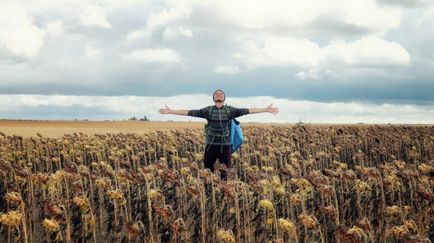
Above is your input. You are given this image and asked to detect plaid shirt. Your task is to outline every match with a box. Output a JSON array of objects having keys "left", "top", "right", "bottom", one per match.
[{"left": 188, "top": 105, "right": 249, "bottom": 145}]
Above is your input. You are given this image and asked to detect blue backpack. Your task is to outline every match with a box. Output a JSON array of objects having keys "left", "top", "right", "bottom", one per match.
[
  {"left": 206, "top": 105, "right": 244, "bottom": 153},
  {"left": 230, "top": 118, "right": 243, "bottom": 153}
]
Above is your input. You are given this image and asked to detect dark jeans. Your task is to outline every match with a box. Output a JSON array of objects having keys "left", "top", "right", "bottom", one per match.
[{"left": 204, "top": 144, "right": 231, "bottom": 180}]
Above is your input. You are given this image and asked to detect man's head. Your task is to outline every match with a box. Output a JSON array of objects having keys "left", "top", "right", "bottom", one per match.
[{"left": 213, "top": 89, "right": 225, "bottom": 103}]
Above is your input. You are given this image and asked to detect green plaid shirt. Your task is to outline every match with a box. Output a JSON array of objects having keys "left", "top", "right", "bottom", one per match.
[{"left": 188, "top": 105, "right": 249, "bottom": 145}]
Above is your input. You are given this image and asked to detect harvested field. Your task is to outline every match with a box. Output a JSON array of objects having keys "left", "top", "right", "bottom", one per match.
[{"left": 0, "top": 121, "right": 433, "bottom": 242}]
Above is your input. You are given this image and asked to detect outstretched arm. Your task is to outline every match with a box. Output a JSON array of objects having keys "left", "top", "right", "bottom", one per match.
[
  {"left": 249, "top": 104, "right": 279, "bottom": 115},
  {"left": 159, "top": 105, "right": 189, "bottom": 116}
]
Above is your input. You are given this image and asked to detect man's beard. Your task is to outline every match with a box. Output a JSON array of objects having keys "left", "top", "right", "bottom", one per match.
[{"left": 215, "top": 99, "right": 224, "bottom": 102}]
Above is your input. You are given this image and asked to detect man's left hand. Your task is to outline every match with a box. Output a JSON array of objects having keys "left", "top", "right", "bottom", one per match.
[{"left": 266, "top": 104, "right": 279, "bottom": 114}]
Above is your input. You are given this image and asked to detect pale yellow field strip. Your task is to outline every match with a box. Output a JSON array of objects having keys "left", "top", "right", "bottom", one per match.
[{"left": 0, "top": 120, "right": 207, "bottom": 137}]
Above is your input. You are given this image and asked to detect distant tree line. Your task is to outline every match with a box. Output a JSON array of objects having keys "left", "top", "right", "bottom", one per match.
[{"left": 129, "top": 115, "right": 150, "bottom": 121}]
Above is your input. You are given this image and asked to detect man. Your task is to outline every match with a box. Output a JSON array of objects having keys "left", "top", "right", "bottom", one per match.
[{"left": 159, "top": 89, "right": 279, "bottom": 179}]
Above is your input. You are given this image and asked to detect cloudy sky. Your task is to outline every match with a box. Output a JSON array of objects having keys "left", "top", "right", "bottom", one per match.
[{"left": 1, "top": 0, "right": 434, "bottom": 123}]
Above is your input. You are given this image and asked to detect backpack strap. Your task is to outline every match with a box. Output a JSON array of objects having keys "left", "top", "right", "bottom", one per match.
[
  {"left": 204, "top": 105, "right": 214, "bottom": 137},
  {"left": 207, "top": 105, "right": 214, "bottom": 116},
  {"left": 223, "top": 104, "right": 231, "bottom": 119}
]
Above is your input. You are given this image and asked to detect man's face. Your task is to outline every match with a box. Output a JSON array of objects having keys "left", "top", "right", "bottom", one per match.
[{"left": 214, "top": 90, "right": 225, "bottom": 102}]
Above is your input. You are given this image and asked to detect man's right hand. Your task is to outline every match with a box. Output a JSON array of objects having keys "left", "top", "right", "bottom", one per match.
[{"left": 159, "top": 105, "right": 172, "bottom": 114}]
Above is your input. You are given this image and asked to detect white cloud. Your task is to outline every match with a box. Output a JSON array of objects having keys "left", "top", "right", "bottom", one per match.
[
  {"left": 234, "top": 36, "right": 410, "bottom": 79},
  {"left": 121, "top": 48, "right": 182, "bottom": 63},
  {"left": 340, "top": 0, "right": 401, "bottom": 31},
  {"left": 126, "top": 30, "right": 150, "bottom": 44},
  {"left": 323, "top": 36, "right": 411, "bottom": 67},
  {"left": 45, "top": 20, "right": 64, "bottom": 36},
  {"left": 379, "top": 0, "right": 433, "bottom": 7},
  {"left": 168, "top": 0, "right": 401, "bottom": 34},
  {"left": 80, "top": 6, "right": 112, "bottom": 29},
  {"left": 141, "top": 7, "right": 192, "bottom": 42},
  {"left": 0, "top": 5, "right": 46, "bottom": 62},
  {"left": 296, "top": 68, "right": 320, "bottom": 80},
  {"left": 416, "top": 6, "right": 434, "bottom": 27},
  {"left": 5, "top": 0, "right": 402, "bottom": 36},
  {"left": 1, "top": 94, "right": 433, "bottom": 124},
  {"left": 178, "top": 27, "right": 193, "bottom": 38},
  {"left": 85, "top": 46, "right": 101, "bottom": 58},
  {"left": 235, "top": 37, "right": 323, "bottom": 68},
  {"left": 127, "top": 7, "right": 192, "bottom": 44},
  {"left": 163, "top": 27, "right": 194, "bottom": 40},
  {"left": 213, "top": 65, "right": 240, "bottom": 74},
  {"left": 146, "top": 8, "right": 191, "bottom": 30}
]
